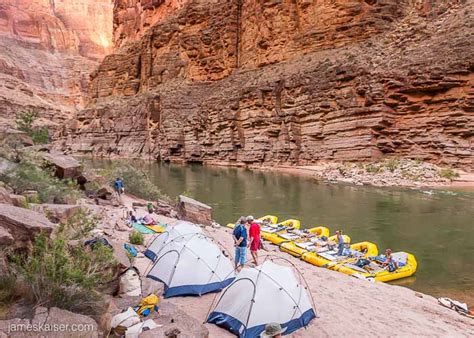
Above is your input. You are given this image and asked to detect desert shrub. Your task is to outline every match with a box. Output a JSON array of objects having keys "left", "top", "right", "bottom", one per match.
[
  {"left": 0, "top": 160, "right": 82, "bottom": 203},
  {"left": 15, "top": 110, "right": 49, "bottom": 144},
  {"left": 439, "top": 168, "right": 460, "bottom": 181},
  {"left": 364, "top": 163, "right": 382, "bottom": 174},
  {"left": 102, "top": 164, "right": 169, "bottom": 201},
  {"left": 0, "top": 275, "right": 16, "bottom": 306},
  {"left": 57, "top": 209, "right": 99, "bottom": 240},
  {"left": 129, "top": 230, "right": 144, "bottom": 245},
  {"left": 9, "top": 232, "right": 116, "bottom": 315},
  {"left": 385, "top": 158, "right": 400, "bottom": 173}
]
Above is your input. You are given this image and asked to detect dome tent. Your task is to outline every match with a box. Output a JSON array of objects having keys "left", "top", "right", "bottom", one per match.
[
  {"left": 146, "top": 232, "right": 235, "bottom": 298},
  {"left": 144, "top": 220, "right": 202, "bottom": 261},
  {"left": 207, "top": 260, "right": 316, "bottom": 337}
]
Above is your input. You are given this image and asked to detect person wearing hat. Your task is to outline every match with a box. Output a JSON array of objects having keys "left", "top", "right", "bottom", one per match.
[
  {"left": 232, "top": 216, "right": 248, "bottom": 271},
  {"left": 247, "top": 215, "right": 261, "bottom": 266},
  {"left": 261, "top": 323, "right": 286, "bottom": 337}
]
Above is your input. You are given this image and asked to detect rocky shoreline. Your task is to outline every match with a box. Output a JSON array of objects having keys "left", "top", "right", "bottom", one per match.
[{"left": 1, "top": 150, "right": 473, "bottom": 337}]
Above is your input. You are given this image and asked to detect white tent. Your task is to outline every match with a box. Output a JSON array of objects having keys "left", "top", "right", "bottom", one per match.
[
  {"left": 144, "top": 220, "right": 202, "bottom": 261},
  {"left": 207, "top": 261, "right": 316, "bottom": 337},
  {"left": 146, "top": 232, "right": 235, "bottom": 298}
]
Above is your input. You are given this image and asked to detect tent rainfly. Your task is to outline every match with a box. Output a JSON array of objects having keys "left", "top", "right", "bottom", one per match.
[
  {"left": 147, "top": 232, "right": 235, "bottom": 298},
  {"left": 145, "top": 220, "right": 202, "bottom": 261},
  {"left": 207, "top": 261, "right": 316, "bottom": 337}
]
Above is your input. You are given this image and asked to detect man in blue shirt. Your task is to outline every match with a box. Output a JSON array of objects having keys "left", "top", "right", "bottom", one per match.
[
  {"left": 114, "top": 177, "right": 124, "bottom": 196},
  {"left": 232, "top": 217, "right": 248, "bottom": 271}
]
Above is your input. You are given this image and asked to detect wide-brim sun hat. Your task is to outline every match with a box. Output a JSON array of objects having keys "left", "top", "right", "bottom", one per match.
[{"left": 260, "top": 323, "right": 287, "bottom": 337}]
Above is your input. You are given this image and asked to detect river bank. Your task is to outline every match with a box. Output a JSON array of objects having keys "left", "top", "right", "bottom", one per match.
[
  {"left": 71, "top": 150, "right": 473, "bottom": 189},
  {"left": 107, "top": 194, "right": 474, "bottom": 337}
]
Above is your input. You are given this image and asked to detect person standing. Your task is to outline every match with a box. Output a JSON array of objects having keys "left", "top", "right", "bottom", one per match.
[
  {"left": 336, "top": 230, "right": 345, "bottom": 256},
  {"left": 247, "top": 215, "right": 261, "bottom": 266},
  {"left": 114, "top": 177, "right": 124, "bottom": 196},
  {"left": 232, "top": 217, "right": 248, "bottom": 271}
]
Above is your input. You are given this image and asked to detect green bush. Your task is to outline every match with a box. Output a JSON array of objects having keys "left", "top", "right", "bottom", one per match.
[
  {"left": 129, "top": 230, "right": 144, "bottom": 245},
  {"left": 0, "top": 275, "right": 16, "bottom": 306},
  {"left": 439, "top": 168, "right": 460, "bottom": 181},
  {"left": 102, "top": 164, "right": 169, "bottom": 202},
  {"left": 364, "top": 164, "right": 382, "bottom": 174},
  {"left": 9, "top": 231, "right": 116, "bottom": 315},
  {"left": 0, "top": 160, "right": 81, "bottom": 203},
  {"left": 15, "top": 110, "right": 49, "bottom": 145},
  {"left": 385, "top": 158, "right": 400, "bottom": 173},
  {"left": 57, "top": 209, "right": 99, "bottom": 240}
]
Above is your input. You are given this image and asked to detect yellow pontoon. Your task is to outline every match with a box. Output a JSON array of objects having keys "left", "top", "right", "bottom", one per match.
[
  {"left": 333, "top": 251, "right": 417, "bottom": 282},
  {"left": 280, "top": 234, "right": 351, "bottom": 257},
  {"left": 259, "top": 219, "right": 301, "bottom": 244},
  {"left": 226, "top": 215, "right": 278, "bottom": 229},
  {"left": 300, "top": 241, "right": 377, "bottom": 268}
]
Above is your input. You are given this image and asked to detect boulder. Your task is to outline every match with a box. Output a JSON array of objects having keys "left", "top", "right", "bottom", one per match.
[
  {"left": 42, "top": 151, "right": 82, "bottom": 179},
  {"left": 0, "top": 306, "right": 100, "bottom": 337},
  {"left": 9, "top": 194, "right": 27, "bottom": 207},
  {"left": 176, "top": 195, "right": 212, "bottom": 226},
  {"left": 0, "top": 226, "right": 13, "bottom": 246},
  {"left": 156, "top": 199, "right": 175, "bottom": 217},
  {"left": 0, "top": 204, "right": 55, "bottom": 249},
  {"left": 95, "top": 186, "right": 120, "bottom": 205},
  {"left": 109, "top": 239, "right": 131, "bottom": 270},
  {"left": 0, "top": 186, "right": 12, "bottom": 205},
  {"left": 31, "top": 204, "right": 83, "bottom": 224}
]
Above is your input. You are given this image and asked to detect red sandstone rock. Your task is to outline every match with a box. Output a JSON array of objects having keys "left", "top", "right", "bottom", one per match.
[
  {"left": 56, "top": 0, "right": 473, "bottom": 170},
  {"left": 176, "top": 195, "right": 212, "bottom": 225},
  {"left": 0, "top": 204, "right": 56, "bottom": 249},
  {"left": 0, "top": 0, "right": 113, "bottom": 131},
  {"left": 42, "top": 151, "right": 83, "bottom": 179}
]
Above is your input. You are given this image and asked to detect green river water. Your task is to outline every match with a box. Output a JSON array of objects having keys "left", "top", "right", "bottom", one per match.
[{"left": 89, "top": 160, "right": 474, "bottom": 303}]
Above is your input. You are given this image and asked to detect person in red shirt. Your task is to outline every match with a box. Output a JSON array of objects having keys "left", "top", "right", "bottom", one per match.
[{"left": 247, "top": 215, "right": 261, "bottom": 266}]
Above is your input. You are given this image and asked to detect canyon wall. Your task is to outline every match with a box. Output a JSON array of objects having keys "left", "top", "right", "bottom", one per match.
[
  {"left": 57, "top": 0, "right": 473, "bottom": 170},
  {"left": 0, "top": 0, "right": 114, "bottom": 128}
]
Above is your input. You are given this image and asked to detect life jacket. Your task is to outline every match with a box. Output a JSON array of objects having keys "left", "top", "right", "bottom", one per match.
[{"left": 134, "top": 294, "right": 160, "bottom": 317}]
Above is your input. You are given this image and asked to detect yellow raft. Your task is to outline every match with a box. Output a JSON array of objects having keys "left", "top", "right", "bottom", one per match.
[
  {"left": 260, "top": 225, "right": 327, "bottom": 246},
  {"left": 226, "top": 215, "right": 278, "bottom": 229},
  {"left": 300, "top": 241, "right": 377, "bottom": 268},
  {"left": 280, "top": 234, "right": 351, "bottom": 257},
  {"left": 332, "top": 251, "right": 417, "bottom": 282},
  {"left": 259, "top": 219, "right": 302, "bottom": 244}
]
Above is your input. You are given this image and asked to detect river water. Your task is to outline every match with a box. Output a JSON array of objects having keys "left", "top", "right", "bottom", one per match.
[{"left": 89, "top": 160, "right": 474, "bottom": 303}]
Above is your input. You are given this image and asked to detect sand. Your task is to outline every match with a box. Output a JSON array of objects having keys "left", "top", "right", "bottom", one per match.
[{"left": 105, "top": 195, "right": 474, "bottom": 337}]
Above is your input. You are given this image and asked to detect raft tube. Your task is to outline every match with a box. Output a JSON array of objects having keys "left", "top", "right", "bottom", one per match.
[
  {"left": 335, "top": 251, "right": 417, "bottom": 282},
  {"left": 260, "top": 219, "right": 302, "bottom": 244},
  {"left": 226, "top": 215, "right": 278, "bottom": 229},
  {"left": 262, "top": 225, "right": 328, "bottom": 246},
  {"left": 300, "top": 239, "right": 371, "bottom": 267},
  {"left": 280, "top": 234, "right": 351, "bottom": 258}
]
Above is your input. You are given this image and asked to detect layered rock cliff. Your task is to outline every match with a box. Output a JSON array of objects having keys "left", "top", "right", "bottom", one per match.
[
  {"left": 0, "top": 0, "right": 113, "bottom": 128},
  {"left": 57, "top": 0, "right": 473, "bottom": 169}
]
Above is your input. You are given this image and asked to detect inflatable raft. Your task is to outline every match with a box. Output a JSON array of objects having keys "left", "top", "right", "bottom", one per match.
[
  {"left": 300, "top": 241, "right": 377, "bottom": 268},
  {"left": 333, "top": 251, "right": 417, "bottom": 282},
  {"left": 280, "top": 234, "right": 351, "bottom": 257},
  {"left": 226, "top": 215, "right": 278, "bottom": 229},
  {"left": 260, "top": 225, "right": 327, "bottom": 246},
  {"left": 259, "top": 219, "right": 302, "bottom": 244}
]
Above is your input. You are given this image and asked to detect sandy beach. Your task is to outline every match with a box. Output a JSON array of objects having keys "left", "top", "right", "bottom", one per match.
[{"left": 110, "top": 194, "right": 474, "bottom": 337}]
